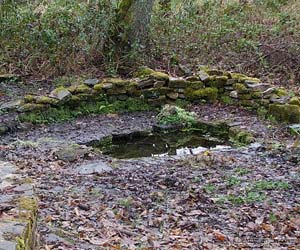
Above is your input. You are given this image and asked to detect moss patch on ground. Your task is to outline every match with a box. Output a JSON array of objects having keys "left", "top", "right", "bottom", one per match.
[{"left": 19, "top": 97, "right": 153, "bottom": 124}]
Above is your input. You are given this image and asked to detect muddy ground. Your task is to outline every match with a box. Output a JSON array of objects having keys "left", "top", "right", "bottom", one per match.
[{"left": 1, "top": 104, "right": 300, "bottom": 249}]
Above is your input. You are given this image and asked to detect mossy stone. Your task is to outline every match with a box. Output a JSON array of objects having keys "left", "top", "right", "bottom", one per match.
[
  {"left": 142, "top": 88, "right": 160, "bottom": 99},
  {"left": 133, "top": 66, "right": 155, "bottom": 78},
  {"left": 169, "top": 78, "right": 188, "bottom": 88},
  {"left": 36, "top": 96, "right": 59, "bottom": 106},
  {"left": 205, "top": 69, "right": 224, "bottom": 76},
  {"left": 189, "top": 81, "right": 205, "bottom": 89},
  {"left": 18, "top": 103, "right": 47, "bottom": 112},
  {"left": 238, "top": 94, "right": 252, "bottom": 100},
  {"left": 49, "top": 87, "right": 72, "bottom": 101},
  {"left": 207, "top": 76, "right": 228, "bottom": 88},
  {"left": 289, "top": 97, "right": 300, "bottom": 106},
  {"left": 75, "top": 84, "right": 93, "bottom": 94},
  {"left": 150, "top": 71, "right": 169, "bottom": 81},
  {"left": 185, "top": 87, "right": 218, "bottom": 102},
  {"left": 24, "top": 95, "right": 37, "bottom": 103},
  {"left": 275, "top": 88, "right": 288, "bottom": 97},
  {"left": 147, "top": 96, "right": 167, "bottom": 106},
  {"left": 93, "top": 84, "right": 105, "bottom": 93},
  {"left": 269, "top": 104, "right": 300, "bottom": 123},
  {"left": 186, "top": 75, "right": 199, "bottom": 82},
  {"left": 233, "top": 83, "right": 249, "bottom": 94},
  {"left": 107, "top": 87, "right": 127, "bottom": 95},
  {"left": 251, "top": 91, "right": 263, "bottom": 98},
  {"left": 229, "top": 127, "right": 255, "bottom": 145},
  {"left": 69, "top": 95, "right": 81, "bottom": 105}
]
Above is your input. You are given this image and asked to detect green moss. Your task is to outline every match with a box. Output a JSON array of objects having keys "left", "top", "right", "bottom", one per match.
[
  {"left": 189, "top": 81, "right": 205, "bottom": 89},
  {"left": 93, "top": 83, "right": 105, "bottom": 92},
  {"left": 23, "top": 95, "right": 36, "bottom": 103},
  {"left": 67, "top": 85, "right": 77, "bottom": 93},
  {"left": 16, "top": 196, "right": 38, "bottom": 250},
  {"left": 169, "top": 78, "right": 188, "bottom": 88},
  {"left": 19, "top": 97, "right": 152, "bottom": 124},
  {"left": 207, "top": 76, "right": 228, "bottom": 88},
  {"left": 269, "top": 103, "right": 300, "bottom": 123},
  {"left": 18, "top": 103, "right": 47, "bottom": 112},
  {"left": 205, "top": 69, "right": 224, "bottom": 76},
  {"left": 133, "top": 66, "right": 155, "bottom": 78},
  {"left": 150, "top": 71, "right": 169, "bottom": 81},
  {"left": 233, "top": 83, "right": 247, "bottom": 92},
  {"left": 251, "top": 91, "right": 263, "bottom": 98},
  {"left": 74, "top": 84, "right": 92, "bottom": 94},
  {"left": 104, "top": 78, "right": 130, "bottom": 86},
  {"left": 275, "top": 88, "right": 288, "bottom": 97},
  {"left": 36, "top": 96, "right": 59, "bottom": 105},
  {"left": 229, "top": 127, "right": 255, "bottom": 145},
  {"left": 185, "top": 87, "right": 218, "bottom": 102},
  {"left": 289, "top": 97, "right": 300, "bottom": 106}
]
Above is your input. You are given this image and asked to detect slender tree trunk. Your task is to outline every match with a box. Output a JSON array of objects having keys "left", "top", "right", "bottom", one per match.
[{"left": 115, "top": 0, "right": 155, "bottom": 49}]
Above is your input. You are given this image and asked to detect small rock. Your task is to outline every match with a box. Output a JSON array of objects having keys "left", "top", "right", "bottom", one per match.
[
  {"left": 198, "top": 70, "right": 210, "bottom": 82},
  {"left": 166, "top": 92, "right": 179, "bottom": 100},
  {"left": 191, "top": 146, "right": 207, "bottom": 154},
  {"left": 84, "top": 79, "right": 99, "bottom": 87},
  {"left": 55, "top": 144, "right": 89, "bottom": 162},
  {"left": 0, "top": 100, "right": 21, "bottom": 112},
  {"left": 74, "top": 161, "right": 112, "bottom": 175},
  {"left": 245, "top": 82, "right": 270, "bottom": 91},
  {"left": 229, "top": 91, "right": 238, "bottom": 98},
  {"left": 49, "top": 87, "right": 71, "bottom": 101},
  {"left": 176, "top": 147, "right": 191, "bottom": 156}
]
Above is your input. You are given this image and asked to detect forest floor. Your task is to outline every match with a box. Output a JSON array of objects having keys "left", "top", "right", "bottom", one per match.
[{"left": 1, "top": 102, "right": 300, "bottom": 249}]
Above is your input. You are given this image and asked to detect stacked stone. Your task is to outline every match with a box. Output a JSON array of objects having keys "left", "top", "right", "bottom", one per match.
[
  {"left": 0, "top": 161, "right": 38, "bottom": 249},
  {"left": 1, "top": 66, "right": 300, "bottom": 124}
]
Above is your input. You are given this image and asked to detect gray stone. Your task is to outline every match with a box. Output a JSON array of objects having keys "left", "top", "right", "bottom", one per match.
[
  {"left": 198, "top": 70, "right": 210, "bottom": 82},
  {"left": 246, "top": 82, "right": 270, "bottom": 91},
  {"left": 0, "top": 100, "right": 21, "bottom": 112},
  {"left": 75, "top": 161, "right": 112, "bottom": 175},
  {"left": 84, "top": 78, "right": 99, "bottom": 87},
  {"left": 154, "top": 81, "right": 166, "bottom": 88},
  {"left": 229, "top": 91, "right": 238, "bottom": 99},
  {"left": 49, "top": 88, "right": 71, "bottom": 101},
  {"left": 262, "top": 87, "right": 276, "bottom": 96},
  {"left": 166, "top": 92, "right": 179, "bottom": 100},
  {"left": 55, "top": 144, "right": 90, "bottom": 162},
  {"left": 191, "top": 146, "right": 207, "bottom": 154},
  {"left": 102, "top": 83, "right": 114, "bottom": 90},
  {"left": 226, "top": 79, "right": 238, "bottom": 86},
  {"left": 176, "top": 147, "right": 192, "bottom": 156},
  {"left": 137, "top": 79, "right": 154, "bottom": 89}
]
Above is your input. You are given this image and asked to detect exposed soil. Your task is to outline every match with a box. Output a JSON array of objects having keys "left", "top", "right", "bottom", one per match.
[{"left": 1, "top": 104, "right": 300, "bottom": 249}]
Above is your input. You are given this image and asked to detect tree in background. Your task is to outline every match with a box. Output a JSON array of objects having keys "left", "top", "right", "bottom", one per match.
[{"left": 114, "top": 0, "right": 155, "bottom": 51}]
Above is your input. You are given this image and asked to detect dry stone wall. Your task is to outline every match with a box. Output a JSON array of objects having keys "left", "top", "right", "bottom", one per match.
[{"left": 1, "top": 66, "right": 300, "bottom": 129}]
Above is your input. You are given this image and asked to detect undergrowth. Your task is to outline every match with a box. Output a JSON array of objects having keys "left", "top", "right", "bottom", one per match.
[{"left": 1, "top": 0, "right": 300, "bottom": 84}]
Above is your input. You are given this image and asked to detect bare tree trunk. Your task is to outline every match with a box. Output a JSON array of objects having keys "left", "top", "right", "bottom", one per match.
[{"left": 116, "top": 0, "right": 155, "bottom": 49}]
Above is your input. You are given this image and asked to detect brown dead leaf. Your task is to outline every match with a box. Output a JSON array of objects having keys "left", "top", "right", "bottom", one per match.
[
  {"left": 213, "top": 230, "right": 227, "bottom": 241},
  {"left": 262, "top": 223, "right": 275, "bottom": 233}
]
